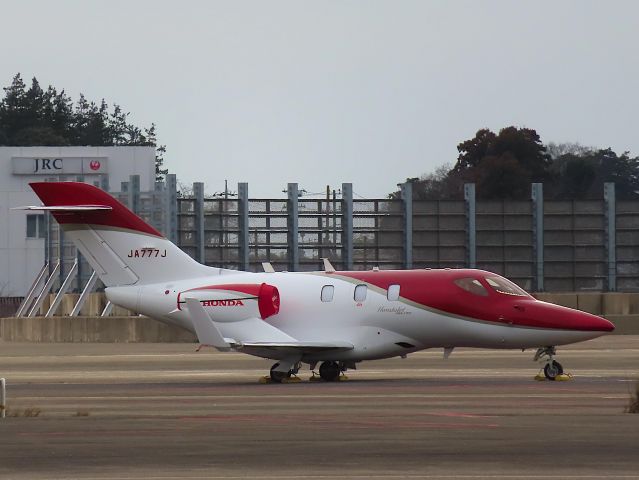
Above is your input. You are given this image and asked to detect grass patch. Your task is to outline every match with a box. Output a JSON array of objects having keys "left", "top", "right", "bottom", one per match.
[
  {"left": 7, "top": 407, "right": 41, "bottom": 417},
  {"left": 626, "top": 382, "right": 639, "bottom": 414}
]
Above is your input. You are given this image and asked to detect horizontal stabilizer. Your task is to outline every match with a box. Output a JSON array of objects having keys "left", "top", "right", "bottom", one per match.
[
  {"left": 184, "top": 297, "right": 233, "bottom": 351},
  {"left": 13, "top": 205, "right": 112, "bottom": 211}
]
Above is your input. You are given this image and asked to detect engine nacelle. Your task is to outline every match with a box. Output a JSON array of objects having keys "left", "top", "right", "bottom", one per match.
[{"left": 178, "top": 283, "right": 280, "bottom": 322}]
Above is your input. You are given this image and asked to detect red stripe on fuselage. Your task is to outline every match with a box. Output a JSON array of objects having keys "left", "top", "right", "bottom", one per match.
[
  {"left": 182, "top": 284, "right": 261, "bottom": 296},
  {"left": 30, "top": 182, "right": 162, "bottom": 237},
  {"left": 331, "top": 269, "right": 613, "bottom": 332}
]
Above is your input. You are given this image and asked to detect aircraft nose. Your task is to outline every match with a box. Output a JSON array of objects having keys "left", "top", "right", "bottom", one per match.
[
  {"left": 574, "top": 311, "right": 615, "bottom": 332},
  {"left": 532, "top": 302, "right": 615, "bottom": 332}
]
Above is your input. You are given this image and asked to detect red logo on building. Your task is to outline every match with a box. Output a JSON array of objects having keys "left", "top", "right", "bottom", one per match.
[{"left": 89, "top": 160, "right": 101, "bottom": 171}]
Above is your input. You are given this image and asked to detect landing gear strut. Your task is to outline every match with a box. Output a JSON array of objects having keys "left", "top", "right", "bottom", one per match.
[
  {"left": 269, "top": 362, "right": 300, "bottom": 383},
  {"left": 534, "top": 346, "right": 564, "bottom": 380}
]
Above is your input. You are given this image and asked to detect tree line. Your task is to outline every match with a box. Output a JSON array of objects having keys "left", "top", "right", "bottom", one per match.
[
  {"left": 0, "top": 73, "right": 168, "bottom": 181},
  {"left": 395, "top": 126, "right": 639, "bottom": 200}
]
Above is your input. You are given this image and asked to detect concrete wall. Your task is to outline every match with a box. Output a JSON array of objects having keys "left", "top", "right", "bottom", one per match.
[{"left": 0, "top": 316, "right": 196, "bottom": 342}]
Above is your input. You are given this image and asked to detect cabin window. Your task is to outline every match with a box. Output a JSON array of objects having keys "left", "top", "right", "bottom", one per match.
[
  {"left": 387, "top": 284, "right": 400, "bottom": 301},
  {"left": 354, "top": 284, "right": 367, "bottom": 302},
  {"left": 321, "top": 285, "right": 335, "bottom": 302},
  {"left": 454, "top": 278, "right": 488, "bottom": 297},
  {"left": 485, "top": 277, "right": 528, "bottom": 297}
]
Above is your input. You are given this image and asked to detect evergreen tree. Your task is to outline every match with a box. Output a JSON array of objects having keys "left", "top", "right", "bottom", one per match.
[
  {"left": 393, "top": 130, "right": 639, "bottom": 200},
  {"left": 0, "top": 73, "right": 168, "bottom": 180}
]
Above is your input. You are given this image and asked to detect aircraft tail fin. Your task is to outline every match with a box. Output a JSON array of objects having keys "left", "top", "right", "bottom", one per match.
[{"left": 29, "top": 182, "right": 218, "bottom": 287}]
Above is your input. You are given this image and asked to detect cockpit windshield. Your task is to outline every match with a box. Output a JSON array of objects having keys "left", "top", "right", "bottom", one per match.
[
  {"left": 484, "top": 276, "right": 529, "bottom": 297},
  {"left": 454, "top": 278, "right": 489, "bottom": 297}
]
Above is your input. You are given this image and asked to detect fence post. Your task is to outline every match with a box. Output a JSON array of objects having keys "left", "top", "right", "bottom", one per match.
[
  {"left": 604, "top": 182, "right": 616, "bottom": 292},
  {"left": 401, "top": 182, "right": 413, "bottom": 269},
  {"left": 464, "top": 183, "right": 476, "bottom": 269},
  {"left": 166, "top": 174, "right": 178, "bottom": 244},
  {"left": 1, "top": 378, "right": 5, "bottom": 419},
  {"left": 287, "top": 183, "right": 299, "bottom": 272},
  {"left": 128, "top": 174, "right": 140, "bottom": 215},
  {"left": 342, "top": 183, "right": 353, "bottom": 270},
  {"left": 70, "top": 271, "right": 98, "bottom": 317},
  {"left": 100, "top": 174, "right": 109, "bottom": 192},
  {"left": 531, "top": 183, "right": 544, "bottom": 292},
  {"left": 46, "top": 259, "right": 78, "bottom": 317},
  {"left": 238, "top": 182, "right": 250, "bottom": 271},
  {"left": 27, "top": 261, "right": 60, "bottom": 317},
  {"left": 194, "top": 182, "right": 205, "bottom": 263}
]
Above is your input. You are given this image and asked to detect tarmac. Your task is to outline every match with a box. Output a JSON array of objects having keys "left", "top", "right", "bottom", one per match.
[{"left": 0, "top": 337, "right": 638, "bottom": 479}]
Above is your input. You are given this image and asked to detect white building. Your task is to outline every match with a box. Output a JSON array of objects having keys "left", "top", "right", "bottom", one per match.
[{"left": 0, "top": 146, "right": 156, "bottom": 297}]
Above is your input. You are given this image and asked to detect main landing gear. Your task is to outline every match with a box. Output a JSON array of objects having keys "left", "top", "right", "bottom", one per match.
[
  {"left": 264, "top": 361, "right": 349, "bottom": 383},
  {"left": 534, "top": 346, "right": 567, "bottom": 381},
  {"left": 310, "top": 361, "right": 349, "bottom": 382},
  {"left": 318, "top": 361, "right": 341, "bottom": 382}
]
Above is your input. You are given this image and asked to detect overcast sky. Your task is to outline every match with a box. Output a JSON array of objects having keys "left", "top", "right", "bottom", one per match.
[{"left": 1, "top": 1, "right": 638, "bottom": 197}]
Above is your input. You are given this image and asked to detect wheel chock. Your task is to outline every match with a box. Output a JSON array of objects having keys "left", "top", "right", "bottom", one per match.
[
  {"left": 282, "top": 376, "right": 302, "bottom": 384},
  {"left": 533, "top": 372, "right": 574, "bottom": 382},
  {"left": 308, "top": 375, "right": 348, "bottom": 382},
  {"left": 259, "top": 375, "right": 302, "bottom": 384}
]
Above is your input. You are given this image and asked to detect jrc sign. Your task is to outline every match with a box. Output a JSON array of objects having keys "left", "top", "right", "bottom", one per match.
[{"left": 11, "top": 157, "right": 108, "bottom": 175}]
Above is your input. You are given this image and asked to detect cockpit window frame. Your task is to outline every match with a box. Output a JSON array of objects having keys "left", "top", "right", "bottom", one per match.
[
  {"left": 484, "top": 276, "right": 530, "bottom": 297},
  {"left": 453, "top": 277, "right": 489, "bottom": 297}
]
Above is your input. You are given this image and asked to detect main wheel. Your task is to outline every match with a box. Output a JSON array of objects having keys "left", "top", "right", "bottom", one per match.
[
  {"left": 270, "top": 363, "right": 291, "bottom": 383},
  {"left": 319, "top": 361, "right": 341, "bottom": 382},
  {"left": 544, "top": 360, "right": 564, "bottom": 380}
]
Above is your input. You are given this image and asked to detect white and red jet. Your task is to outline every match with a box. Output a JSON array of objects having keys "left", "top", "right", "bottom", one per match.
[{"left": 28, "top": 182, "right": 614, "bottom": 382}]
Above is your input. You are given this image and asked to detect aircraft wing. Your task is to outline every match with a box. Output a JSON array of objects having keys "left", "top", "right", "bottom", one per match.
[
  {"left": 238, "top": 341, "right": 353, "bottom": 352},
  {"left": 184, "top": 297, "right": 234, "bottom": 351},
  {"left": 183, "top": 297, "right": 353, "bottom": 354}
]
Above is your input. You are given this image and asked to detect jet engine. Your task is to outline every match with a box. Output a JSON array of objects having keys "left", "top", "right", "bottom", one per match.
[{"left": 178, "top": 283, "right": 280, "bottom": 322}]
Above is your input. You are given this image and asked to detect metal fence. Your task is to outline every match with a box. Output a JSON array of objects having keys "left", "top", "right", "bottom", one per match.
[{"left": 44, "top": 176, "right": 639, "bottom": 293}]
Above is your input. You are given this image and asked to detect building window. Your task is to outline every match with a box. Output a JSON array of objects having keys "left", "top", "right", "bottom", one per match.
[
  {"left": 354, "top": 284, "right": 367, "bottom": 302},
  {"left": 321, "top": 285, "right": 334, "bottom": 302},
  {"left": 387, "top": 284, "right": 400, "bottom": 301},
  {"left": 26, "top": 214, "right": 45, "bottom": 239}
]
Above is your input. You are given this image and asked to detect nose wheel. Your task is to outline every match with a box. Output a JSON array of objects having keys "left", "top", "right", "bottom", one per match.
[
  {"left": 543, "top": 360, "right": 564, "bottom": 380},
  {"left": 534, "top": 346, "right": 565, "bottom": 380}
]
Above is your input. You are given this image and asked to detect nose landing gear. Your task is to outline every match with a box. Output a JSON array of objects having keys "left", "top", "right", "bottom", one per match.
[{"left": 534, "top": 346, "right": 569, "bottom": 381}]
